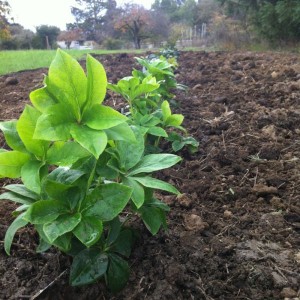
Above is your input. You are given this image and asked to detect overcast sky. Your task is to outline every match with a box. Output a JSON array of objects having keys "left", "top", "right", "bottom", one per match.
[{"left": 8, "top": 0, "right": 153, "bottom": 31}]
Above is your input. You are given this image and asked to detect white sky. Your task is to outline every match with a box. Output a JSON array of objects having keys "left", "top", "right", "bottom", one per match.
[{"left": 8, "top": 0, "right": 153, "bottom": 31}]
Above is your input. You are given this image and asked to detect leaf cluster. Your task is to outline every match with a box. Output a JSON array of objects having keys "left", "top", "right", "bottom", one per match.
[{"left": 108, "top": 54, "right": 198, "bottom": 154}]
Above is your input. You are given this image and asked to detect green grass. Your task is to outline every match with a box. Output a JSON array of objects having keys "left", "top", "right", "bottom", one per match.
[{"left": 0, "top": 48, "right": 146, "bottom": 76}]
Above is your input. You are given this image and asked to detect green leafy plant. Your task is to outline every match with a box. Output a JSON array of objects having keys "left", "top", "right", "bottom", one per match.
[
  {"left": 134, "top": 56, "right": 187, "bottom": 102},
  {"left": 0, "top": 49, "right": 181, "bottom": 291}
]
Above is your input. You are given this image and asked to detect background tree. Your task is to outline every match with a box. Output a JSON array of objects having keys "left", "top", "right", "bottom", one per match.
[
  {"left": 33, "top": 25, "right": 60, "bottom": 49},
  {"left": 148, "top": 10, "right": 170, "bottom": 46},
  {"left": 0, "top": 1, "right": 11, "bottom": 40},
  {"left": 1, "top": 23, "right": 34, "bottom": 49},
  {"left": 216, "top": 0, "right": 300, "bottom": 43},
  {"left": 257, "top": 0, "right": 300, "bottom": 42},
  {"left": 114, "top": 4, "right": 152, "bottom": 49},
  {"left": 57, "top": 28, "right": 84, "bottom": 48},
  {"left": 71, "top": 0, "right": 109, "bottom": 43}
]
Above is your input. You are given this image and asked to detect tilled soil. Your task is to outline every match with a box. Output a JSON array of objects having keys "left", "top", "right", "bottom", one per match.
[{"left": 0, "top": 51, "right": 299, "bottom": 300}]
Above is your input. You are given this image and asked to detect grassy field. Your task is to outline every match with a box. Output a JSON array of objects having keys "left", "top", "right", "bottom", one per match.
[{"left": 0, "top": 48, "right": 146, "bottom": 76}]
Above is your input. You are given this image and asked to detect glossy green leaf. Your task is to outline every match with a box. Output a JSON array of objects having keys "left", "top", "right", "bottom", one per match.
[
  {"left": 96, "top": 152, "right": 119, "bottom": 179},
  {"left": 73, "top": 216, "right": 103, "bottom": 247},
  {"left": 85, "top": 183, "right": 132, "bottom": 221},
  {"left": 17, "top": 105, "right": 49, "bottom": 157},
  {"left": 0, "top": 120, "right": 26, "bottom": 152},
  {"left": 122, "top": 177, "right": 144, "bottom": 208},
  {"left": 29, "top": 86, "right": 58, "bottom": 113},
  {"left": 4, "top": 212, "right": 28, "bottom": 255},
  {"left": 0, "top": 191, "right": 35, "bottom": 205},
  {"left": 133, "top": 176, "right": 180, "bottom": 195},
  {"left": 165, "top": 114, "right": 184, "bottom": 127},
  {"left": 23, "top": 200, "right": 68, "bottom": 224},
  {"left": 21, "top": 160, "right": 45, "bottom": 194},
  {"left": 47, "top": 167, "right": 86, "bottom": 185},
  {"left": 161, "top": 100, "right": 171, "bottom": 122},
  {"left": 107, "top": 254, "right": 130, "bottom": 292},
  {"left": 43, "top": 212, "right": 81, "bottom": 243},
  {"left": 52, "top": 233, "right": 72, "bottom": 252},
  {"left": 34, "top": 104, "right": 75, "bottom": 141},
  {"left": 3, "top": 184, "right": 39, "bottom": 200},
  {"left": 0, "top": 151, "right": 30, "bottom": 178},
  {"left": 139, "top": 206, "right": 166, "bottom": 235},
  {"left": 83, "top": 105, "right": 127, "bottom": 130},
  {"left": 70, "top": 249, "right": 108, "bottom": 286},
  {"left": 128, "top": 154, "right": 181, "bottom": 176},
  {"left": 47, "top": 141, "right": 90, "bottom": 166},
  {"left": 147, "top": 126, "right": 168, "bottom": 137},
  {"left": 36, "top": 236, "right": 52, "bottom": 253},
  {"left": 48, "top": 49, "right": 87, "bottom": 119},
  {"left": 115, "top": 126, "right": 145, "bottom": 170},
  {"left": 86, "top": 54, "right": 107, "bottom": 106},
  {"left": 106, "top": 217, "right": 121, "bottom": 245},
  {"left": 111, "top": 229, "right": 134, "bottom": 258},
  {"left": 132, "top": 77, "right": 160, "bottom": 100},
  {"left": 70, "top": 124, "right": 107, "bottom": 158},
  {"left": 104, "top": 123, "right": 136, "bottom": 142}
]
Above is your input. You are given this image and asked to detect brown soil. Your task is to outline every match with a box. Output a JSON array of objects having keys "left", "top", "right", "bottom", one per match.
[{"left": 0, "top": 51, "right": 299, "bottom": 300}]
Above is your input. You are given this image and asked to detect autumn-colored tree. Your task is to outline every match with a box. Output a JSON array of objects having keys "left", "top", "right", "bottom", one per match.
[
  {"left": 0, "top": 1, "right": 11, "bottom": 40},
  {"left": 71, "top": 0, "right": 109, "bottom": 42},
  {"left": 114, "top": 4, "right": 152, "bottom": 49},
  {"left": 58, "top": 28, "right": 84, "bottom": 49}
]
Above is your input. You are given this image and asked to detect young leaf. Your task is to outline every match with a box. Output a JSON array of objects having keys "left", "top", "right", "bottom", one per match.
[
  {"left": 106, "top": 217, "right": 121, "bottom": 245},
  {"left": 0, "top": 120, "right": 26, "bottom": 152},
  {"left": 70, "top": 249, "right": 108, "bottom": 286},
  {"left": 165, "top": 114, "right": 184, "bottom": 127},
  {"left": 34, "top": 104, "right": 75, "bottom": 141},
  {"left": 139, "top": 206, "right": 166, "bottom": 235},
  {"left": 36, "top": 236, "right": 51, "bottom": 253},
  {"left": 0, "top": 191, "right": 35, "bottom": 205},
  {"left": 128, "top": 154, "right": 181, "bottom": 176},
  {"left": 122, "top": 177, "right": 145, "bottom": 208},
  {"left": 147, "top": 126, "right": 168, "bottom": 137},
  {"left": 48, "top": 49, "right": 87, "bottom": 119},
  {"left": 0, "top": 151, "right": 30, "bottom": 178},
  {"left": 21, "top": 160, "right": 45, "bottom": 194},
  {"left": 47, "top": 167, "right": 86, "bottom": 185},
  {"left": 131, "top": 176, "right": 180, "bottom": 195},
  {"left": 161, "top": 100, "right": 171, "bottom": 122},
  {"left": 2, "top": 184, "right": 39, "bottom": 200},
  {"left": 23, "top": 200, "right": 68, "bottom": 224},
  {"left": 111, "top": 229, "right": 134, "bottom": 258},
  {"left": 17, "top": 105, "right": 49, "bottom": 157},
  {"left": 4, "top": 212, "right": 28, "bottom": 255},
  {"left": 52, "top": 233, "right": 72, "bottom": 252},
  {"left": 104, "top": 123, "right": 136, "bottom": 142},
  {"left": 107, "top": 253, "right": 130, "bottom": 292},
  {"left": 115, "top": 126, "right": 145, "bottom": 170},
  {"left": 30, "top": 86, "right": 57, "bottom": 113},
  {"left": 70, "top": 124, "right": 107, "bottom": 158},
  {"left": 84, "top": 183, "right": 132, "bottom": 221},
  {"left": 73, "top": 216, "right": 103, "bottom": 247},
  {"left": 83, "top": 105, "right": 127, "bottom": 130},
  {"left": 47, "top": 141, "right": 90, "bottom": 166},
  {"left": 43, "top": 212, "right": 81, "bottom": 243},
  {"left": 86, "top": 54, "right": 107, "bottom": 107}
]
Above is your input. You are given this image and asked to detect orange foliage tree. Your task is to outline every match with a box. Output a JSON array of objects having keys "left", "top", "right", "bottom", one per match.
[
  {"left": 114, "top": 4, "right": 152, "bottom": 49},
  {"left": 0, "top": 1, "right": 11, "bottom": 40}
]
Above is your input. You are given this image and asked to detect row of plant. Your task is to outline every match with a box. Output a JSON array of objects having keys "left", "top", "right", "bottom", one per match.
[{"left": 0, "top": 49, "right": 197, "bottom": 291}]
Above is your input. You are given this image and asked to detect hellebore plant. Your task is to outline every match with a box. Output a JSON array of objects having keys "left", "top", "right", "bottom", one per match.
[
  {"left": 108, "top": 55, "right": 199, "bottom": 154},
  {"left": 0, "top": 49, "right": 181, "bottom": 291}
]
